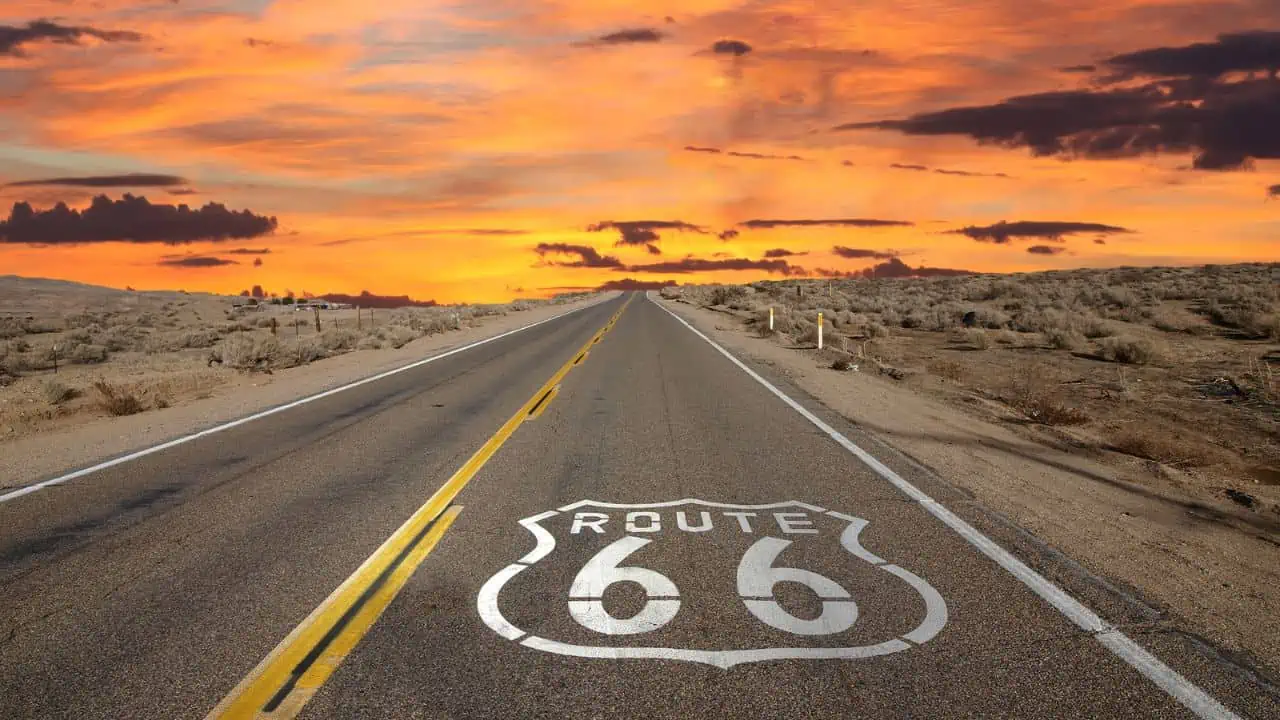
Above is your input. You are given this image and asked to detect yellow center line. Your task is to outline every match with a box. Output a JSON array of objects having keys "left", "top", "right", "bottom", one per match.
[{"left": 206, "top": 295, "right": 632, "bottom": 720}]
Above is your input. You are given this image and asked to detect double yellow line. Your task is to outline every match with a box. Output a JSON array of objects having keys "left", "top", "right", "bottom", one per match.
[{"left": 207, "top": 295, "right": 632, "bottom": 719}]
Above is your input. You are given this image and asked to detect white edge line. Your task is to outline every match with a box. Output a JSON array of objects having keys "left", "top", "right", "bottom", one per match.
[
  {"left": 0, "top": 296, "right": 613, "bottom": 505},
  {"left": 646, "top": 292, "right": 1240, "bottom": 720}
]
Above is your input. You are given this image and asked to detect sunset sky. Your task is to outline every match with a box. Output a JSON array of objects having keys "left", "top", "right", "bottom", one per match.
[{"left": 0, "top": 1, "right": 1277, "bottom": 303}]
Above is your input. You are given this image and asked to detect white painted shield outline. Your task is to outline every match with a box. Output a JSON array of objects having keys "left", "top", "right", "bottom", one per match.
[{"left": 477, "top": 499, "right": 948, "bottom": 669}]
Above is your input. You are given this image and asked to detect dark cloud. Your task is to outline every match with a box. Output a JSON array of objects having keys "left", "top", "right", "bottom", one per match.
[
  {"left": 580, "top": 28, "right": 665, "bottom": 46},
  {"left": 319, "top": 291, "right": 437, "bottom": 309},
  {"left": 763, "top": 248, "right": 806, "bottom": 258},
  {"left": 534, "top": 242, "right": 624, "bottom": 268},
  {"left": 1094, "top": 238, "right": 1108, "bottom": 245},
  {"left": 644, "top": 243, "right": 661, "bottom": 255},
  {"left": 622, "top": 257, "right": 805, "bottom": 275},
  {"left": 1061, "top": 64, "right": 1096, "bottom": 73},
  {"left": 595, "top": 278, "right": 678, "bottom": 291},
  {"left": 946, "top": 220, "right": 1132, "bottom": 243},
  {"left": 0, "top": 194, "right": 278, "bottom": 245},
  {"left": 864, "top": 258, "right": 971, "bottom": 278},
  {"left": 1268, "top": 183, "right": 1280, "bottom": 198},
  {"left": 0, "top": 20, "right": 143, "bottom": 56},
  {"left": 167, "top": 188, "right": 199, "bottom": 196},
  {"left": 1104, "top": 31, "right": 1280, "bottom": 81},
  {"left": 7, "top": 174, "right": 187, "bottom": 189},
  {"left": 889, "top": 163, "right": 1009, "bottom": 178},
  {"left": 253, "top": 257, "right": 264, "bottom": 267},
  {"left": 587, "top": 220, "right": 707, "bottom": 246},
  {"left": 224, "top": 248, "right": 271, "bottom": 255},
  {"left": 840, "top": 36, "right": 1280, "bottom": 171},
  {"left": 683, "top": 146, "right": 806, "bottom": 161},
  {"left": 718, "top": 229, "right": 740, "bottom": 241},
  {"left": 158, "top": 256, "right": 239, "bottom": 268},
  {"left": 832, "top": 246, "right": 899, "bottom": 259},
  {"left": 1026, "top": 245, "right": 1067, "bottom": 255},
  {"left": 740, "top": 218, "right": 913, "bottom": 229},
  {"left": 711, "top": 39, "right": 752, "bottom": 56}
]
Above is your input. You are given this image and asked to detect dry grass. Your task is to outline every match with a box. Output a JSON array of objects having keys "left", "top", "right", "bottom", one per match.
[
  {"left": 668, "top": 263, "right": 1278, "bottom": 493},
  {"left": 93, "top": 380, "right": 145, "bottom": 417}
]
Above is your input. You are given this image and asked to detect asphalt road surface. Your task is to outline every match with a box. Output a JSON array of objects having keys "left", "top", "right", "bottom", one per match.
[{"left": 1, "top": 292, "right": 1276, "bottom": 719}]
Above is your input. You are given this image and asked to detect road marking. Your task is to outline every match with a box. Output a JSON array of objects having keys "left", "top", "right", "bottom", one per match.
[
  {"left": 648, "top": 294, "right": 1240, "bottom": 719},
  {"left": 0, "top": 295, "right": 617, "bottom": 505},
  {"left": 478, "top": 498, "right": 945, "bottom": 668},
  {"left": 207, "top": 296, "right": 633, "bottom": 719}
]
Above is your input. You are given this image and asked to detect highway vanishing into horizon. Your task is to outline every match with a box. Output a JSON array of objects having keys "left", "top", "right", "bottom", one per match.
[{"left": 0, "top": 292, "right": 1275, "bottom": 719}]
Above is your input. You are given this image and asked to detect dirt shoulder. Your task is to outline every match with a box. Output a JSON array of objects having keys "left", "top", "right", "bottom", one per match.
[
  {"left": 657, "top": 293, "right": 1280, "bottom": 677},
  {"left": 0, "top": 292, "right": 615, "bottom": 491}
]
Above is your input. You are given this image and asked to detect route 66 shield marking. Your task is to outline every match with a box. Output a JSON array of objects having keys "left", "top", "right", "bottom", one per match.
[{"left": 477, "top": 499, "right": 947, "bottom": 669}]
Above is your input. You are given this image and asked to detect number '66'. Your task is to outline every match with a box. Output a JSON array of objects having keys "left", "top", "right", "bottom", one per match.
[{"left": 567, "top": 536, "right": 858, "bottom": 637}]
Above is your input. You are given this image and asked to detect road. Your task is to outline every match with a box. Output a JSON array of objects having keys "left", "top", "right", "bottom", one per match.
[{"left": 0, "top": 292, "right": 1274, "bottom": 719}]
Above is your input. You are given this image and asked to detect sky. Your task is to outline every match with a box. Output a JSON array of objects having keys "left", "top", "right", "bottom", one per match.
[{"left": 0, "top": 0, "right": 1277, "bottom": 303}]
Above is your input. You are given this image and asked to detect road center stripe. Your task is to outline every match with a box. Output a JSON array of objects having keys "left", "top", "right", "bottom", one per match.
[
  {"left": 205, "top": 295, "right": 632, "bottom": 720},
  {"left": 648, "top": 292, "right": 1240, "bottom": 720}
]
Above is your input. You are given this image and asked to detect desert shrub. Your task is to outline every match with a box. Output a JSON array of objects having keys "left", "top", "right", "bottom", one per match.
[
  {"left": 97, "top": 328, "right": 137, "bottom": 352},
  {"left": 1096, "top": 336, "right": 1162, "bottom": 365},
  {"left": 793, "top": 318, "right": 820, "bottom": 345},
  {"left": 963, "top": 328, "right": 990, "bottom": 350},
  {"left": 1044, "top": 327, "right": 1086, "bottom": 351},
  {"left": 93, "top": 381, "right": 145, "bottom": 416},
  {"left": 218, "top": 334, "right": 280, "bottom": 369},
  {"left": 43, "top": 380, "right": 78, "bottom": 404},
  {"left": 708, "top": 285, "right": 748, "bottom": 306},
  {"left": 255, "top": 316, "right": 277, "bottom": 329},
  {"left": 21, "top": 319, "right": 62, "bottom": 335},
  {"left": 69, "top": 344, "right": 108, "bottom": 364},
  {"left": 994, "top": 330, "right": 1020, "bottom": 345},
  {"left": 279, "top": 338, "right": 326, "bottom": 367},
  {"left": 379, "top": 325, "right": 418, "bottom": 349},
  {"left": 357, "top": 335, "right": 383, "bottom": 350},
  {"left": 1008, "top": 370, "right": 1089, "bottom": 425},
  {"left": 1102, "top": 287, "right": 1140, "bottom": 308},
  {"left": 1151, "top": 309, "right": 1197, "bottom": 333},
  {"left": 319, "top": 328, "right": 361, "bottom": 352},
  {"left": 1077, "top": 315, "right": 1116, "bottom": 339},
  {"left": 974, "top": 308, "right": 1010, "bottom": 329}
]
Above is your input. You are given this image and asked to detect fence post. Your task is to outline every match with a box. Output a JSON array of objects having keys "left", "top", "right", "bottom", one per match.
[
  {"left": 817, "top": 312, "right": 824, "bottom": 350},
  {"left": 314, "top": 306, "right": 321, "bottom": 333},
  {"left": 769, "top": 306, "right": 774, "bottom": 331},
  {"left": 52, "top": 344, "right": 58, "bottom": 374},
  {"left": 357, "top": 306, "right": 362, "bottom": 331}
]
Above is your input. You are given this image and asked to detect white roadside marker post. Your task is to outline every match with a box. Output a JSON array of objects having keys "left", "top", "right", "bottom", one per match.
[
  {"left": 817, "top": 312, "right": 824, "bottom": 350},
  {"left": 769, "top": 306, "right": 774, "bottom": 332}
]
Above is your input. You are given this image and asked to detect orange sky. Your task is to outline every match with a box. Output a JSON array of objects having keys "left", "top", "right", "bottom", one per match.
[{"left": 0, "top": 0, "right": 1277, "bottom": 303}]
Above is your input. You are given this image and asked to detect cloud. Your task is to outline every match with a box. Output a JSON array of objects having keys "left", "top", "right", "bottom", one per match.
[
  {"left": 158, "top": 256, "right": 239, "bottom": 268},
  {"left": 740, "top": 218, "right": 913, "bottom": 229},
  {"left": 889, "top": 163, "right": 1009, "bottom": 178},
  {"left": 0, "top": 20, "right": 142, "bottom": 56},
  {"left": 224, "top": 248, "right": 271, "bottom": 255},
  {"left": 1103, "top": 31, "right": 1280, "bottom": 81},
  {"left": 644, "top": 243, "right": 661, "bottom": 255},
  {"left": 718, "top": 229, "right": 740, "bottom": 241},
  {"left": 167, "top": 188, "right": 199, "bottom": 196},
  {"left": 587, "top": 220, "right": 707, "bottom": 246},
  {"left": 1061, "top": 64, "right": 1096, "bottom": 73},
  {"left": 840, "top": 39, "right": 1280, "bottom": 171},
  {"left": 827, "top": 257, "right": 972, "bottom": 279},
  {"left": 253, "top": 257, "right": 264, "bottom": 267},
  {"left": 947, "top": 220, "right": 1132, "bottom": 243},
  {"left": 7, "top": 174, "right": 187, "bottom": 189},
  {"left": 832, "top": 246, "right": 899, "bottom": 259},
  {"left": 534, "top": 242, "right": 623, "bottom": 268},
  {"left": 621, "top": 257, "right": 805, "bottom": 275},
  {"left": 710, "top": 40, "right": 753, "bottom": 56},
  {"left": 318, "top": 291, "right": 437, "bottom": 308},
  {"left": 579, "top": 29, "right": 665, "bottom": 47},
  {"left": 763, "top": 248, "right": 806, "bottom": 258},
  {"left": 683, "top": 146, "right": 806, "bottom": 161},
  {"left": 1268, "top": 184, "right": 1280, "bottom": 198},
  {"left": 1026, "top": 245, "right": 1067, "bottom": 255},
  {"left": 0, "top": 194, "right": 278, "bottom": 245},
  {"left": 595, "top": 278, "right": 677, "bottom": 291}
]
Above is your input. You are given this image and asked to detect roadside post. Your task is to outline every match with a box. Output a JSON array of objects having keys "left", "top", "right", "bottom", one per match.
[
  {"left": 769, "top": 306, "right": 774, "bottom": 332},
  {"left": 817, "top": 312, "right": 824, "bottom": 350},
  {"left": 314, "top": 306, "right": 322, "bottom": 333}
]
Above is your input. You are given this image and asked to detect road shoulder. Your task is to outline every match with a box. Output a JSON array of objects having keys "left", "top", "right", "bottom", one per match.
[{"left": 654, "top": 293, "right": 1280, "bottom": 682}]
